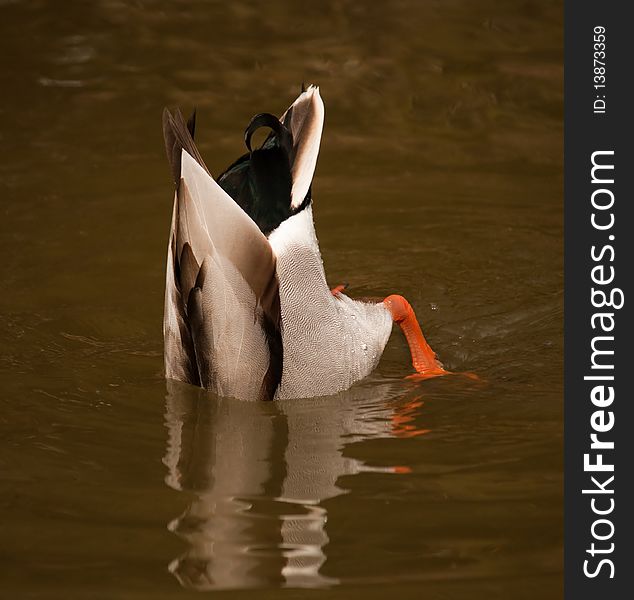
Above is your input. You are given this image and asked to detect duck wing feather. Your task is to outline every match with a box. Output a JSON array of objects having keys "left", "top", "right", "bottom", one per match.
[{"left": 163, "top": 109, "right": 282, "bottom": 401}]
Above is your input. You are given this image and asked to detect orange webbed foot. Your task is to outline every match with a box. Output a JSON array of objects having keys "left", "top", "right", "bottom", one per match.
[
  {"left": 405, "top": 370, "right": 481, "bottom": 382},
  {"left": 405, "top": 370, "right": 450, "bottom": 382}
]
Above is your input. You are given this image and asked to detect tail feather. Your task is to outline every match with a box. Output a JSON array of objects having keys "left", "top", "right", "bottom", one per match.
[{"left": 162, "top": 107, "right": 210, "bottom": 184}]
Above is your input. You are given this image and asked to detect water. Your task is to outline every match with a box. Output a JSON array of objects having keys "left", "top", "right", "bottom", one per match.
[{"left": 0, "top": 1, "right": 562, "bottom": 598}]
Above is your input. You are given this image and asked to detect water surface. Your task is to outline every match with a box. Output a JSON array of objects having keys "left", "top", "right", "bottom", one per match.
[{"left": 0, "top": 1, "right": 562, "bottom": 598}]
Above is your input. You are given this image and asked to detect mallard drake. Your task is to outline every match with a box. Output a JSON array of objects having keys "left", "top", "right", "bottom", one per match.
[{"left": 162, "top": 85, "right": 447, "bottom": 401}]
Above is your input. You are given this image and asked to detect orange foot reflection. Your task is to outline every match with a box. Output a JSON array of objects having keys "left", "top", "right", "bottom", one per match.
[{"left": 390, "top": 396, "right": 431, "bottom": 439}]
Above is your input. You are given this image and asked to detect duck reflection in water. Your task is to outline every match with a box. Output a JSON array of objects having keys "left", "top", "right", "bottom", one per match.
[{"left": 163, "top": 379, "right": 431, "bottom": 590}]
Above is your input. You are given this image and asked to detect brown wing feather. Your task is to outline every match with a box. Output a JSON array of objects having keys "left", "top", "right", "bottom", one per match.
[
  {"left": 164, "top": 213, "right": 201, "bottom": 387},
  {"left": 186, "top": 284, "right": 213, "bottom": 389},
  {"left": 178, "top": 242, "right": 200, "bottom": 306},
  {"left": 163, "top": 146, "right": 283, "bottom": 400}
]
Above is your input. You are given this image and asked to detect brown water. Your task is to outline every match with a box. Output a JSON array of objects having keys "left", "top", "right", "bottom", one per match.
[{"left": 0, "top": 1, "right": 562, "bottom": 598}]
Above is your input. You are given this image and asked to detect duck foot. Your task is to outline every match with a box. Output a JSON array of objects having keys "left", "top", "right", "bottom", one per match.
[
  {"left": 330, "top": 282, "right": 349, "bottom": 296},
  {"left": 382, "top": 294, "right": 449, "bottom": 379},
  {"left": 405, "top": 371, "right": 482, "bottom": 384}
]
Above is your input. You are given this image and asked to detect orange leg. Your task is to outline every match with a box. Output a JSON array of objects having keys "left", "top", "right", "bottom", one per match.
[
  {"left": 330, "top": 283, "right": 348, "bottom": 296},
  {"left": 383, "top": 294, "right": 449, "bottom": 380}
]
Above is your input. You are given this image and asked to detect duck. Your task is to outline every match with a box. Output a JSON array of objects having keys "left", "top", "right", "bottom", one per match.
[{"left": 162, "top": 85, "right": 448, "bottom": 401}]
